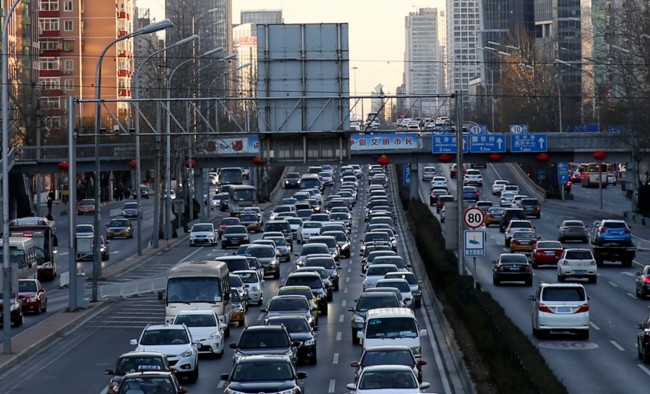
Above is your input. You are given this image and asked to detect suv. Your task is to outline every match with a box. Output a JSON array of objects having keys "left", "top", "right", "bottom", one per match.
[
  {"left": 557, "top": 248, "right": 597, "bottom": 283},
  {"left": 105, "top": 351, "right": 172, "bottom": 392},
  {"left": 220, "top": 355, "right": 307, "bottom": 393},
  {"left": 421, "top": 166, "right": 436, "bottom": 181},
  {"left": 636, "top": 316, "right": 650, "bottom": 363},
  {"left": 499, "top": 208, "right": 527, "bottom": 232},
  {"left": 592, "top": 219, "right": 633, "bottom": 246},
  {"left": 463, "top": 169, "right": 483, "bottom": 186},
  {"left": 188, "top": 223, "right": 217, "bottom": 247},
  {"left": 528, "top": 283, "right": 589, "bottom": 339},
  {"left": 284, "top": 172, "right": 302, "bottom": 189},
  {"left": 264, "top": 220, "right": 293, "bottom": 244},
  {"left": 348, "top": 292, "right": 402, "bottom": 345},
  {"left": 229, "top": 325, "right": 298, "bottom": 365},
  {"left": 520, "top": 198, "right": 541, "bottom": 219},
  {"left": 504, "top": 220, "right": 535, "bottom": 246},
  {"left": 129, "top": 324, "right": 199, "bottom": 382}
]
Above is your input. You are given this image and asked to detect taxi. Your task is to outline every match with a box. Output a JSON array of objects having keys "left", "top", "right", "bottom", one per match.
[
  {"left": 106, "top": 218, "right": 134, "bottom": 239},
  {"left": 509, "top": 230, "right": 539, "bottom": 253},
  {"left": 485, "top": 207, "right": 505, "bottom": 227},
  {"left": 229, "top": 289, "right": 246, "bottom": 327}
]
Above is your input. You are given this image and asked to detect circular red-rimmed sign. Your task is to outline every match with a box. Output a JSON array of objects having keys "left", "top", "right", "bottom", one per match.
[{"left": 464, "top": 207, "right": 485, "bottom": 229}]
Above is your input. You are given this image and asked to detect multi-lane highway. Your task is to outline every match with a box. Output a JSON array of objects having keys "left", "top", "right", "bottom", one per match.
[
  {"left": 1, "top": 168, "right": 468, "bottom": 393},
  {"left": 418, "top": 162, "right": 650, "bottom": 393}
]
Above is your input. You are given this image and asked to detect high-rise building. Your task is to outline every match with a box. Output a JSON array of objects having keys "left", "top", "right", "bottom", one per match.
[
  {"left": 446, "top": 0, "right": 482, "bottom": 107},
  {"left": 38, "top": 0, "right": 137, "bottom": 130},
  {"left": 241, "top": 9, "right": 283, "bottom": 25},
  {"left": 404, "top": 8, "right": 444, "bottom": 118}
]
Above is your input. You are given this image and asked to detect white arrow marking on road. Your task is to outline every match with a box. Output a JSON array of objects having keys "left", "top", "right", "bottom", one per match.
[{"left": 538, "top": 137, "right": 545, "bottom": 148}]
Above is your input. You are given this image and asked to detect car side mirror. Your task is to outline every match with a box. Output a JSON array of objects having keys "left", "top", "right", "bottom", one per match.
[
  {"left": 417, "top": 359, "right": 427, "bottom": 366},
  {"left": 129, "top": 339, "right": 138, "bottom": 346},
  {"left": 637, "top": 323, "right": 644, "bottom": 329},
  {"left": 527, "top": 295, "right": 535, "bottom": 301},
  {"left": 347, "top": 383, "right": 357, "bottom": 390},
  {"left": 220, "top": 373, "right": 230, "bottom": 381},
  {"left": 260, "top": 308, "right": 267, "bottom": 312},
  {"left": 419, "top": 329, "right": 428, "bottom": 337},
  {"left": 229, "top": 343, "right": 238, "bottom": 349},
  {"left": 420, "top": 382, "right": 431, "bottom": 390},
  {"left": 637, "top": 272, "right": 642, "bottom": 276},
  {"left": 356, "top": 331, "right": 365, "bottom": 339},
  {"left": 491, "top": 260, "right": 497, "bottom": 265},
  {"left": 296, "top": 371, "right": 308, "bottom": 379},
  {"left": 292, "top": 341, "right": 302, "bottom": 347},
  {"left": 105, "top": 368, "right": 115, "bottom": 375}
]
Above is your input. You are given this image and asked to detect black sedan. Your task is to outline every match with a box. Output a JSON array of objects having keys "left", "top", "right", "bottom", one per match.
[
  {"left": 492, "top": 253, "right": 533, "bottom": 286},
  {"left": 266, "top": 315, "right": 318, "bottom": 365},
  {"left": 220, "top": 355, "right": 308, "bottom": 393},
  {"left": 636, "top": 265, "right": 650, "bottom": 298}
]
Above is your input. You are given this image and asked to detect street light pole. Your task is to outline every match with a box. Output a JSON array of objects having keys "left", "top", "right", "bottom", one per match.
[
  {"left": 165, "top": 47, "right": 223, "bottom": 241},
  {"left": 2, "top": 0, "right": 23, "bottom": 356},
  {"left": 133, "top": 35, "right": 198, "bottom": 255},
  {"left": 93, "top": 19, "right": 173, "bottom": 301}
]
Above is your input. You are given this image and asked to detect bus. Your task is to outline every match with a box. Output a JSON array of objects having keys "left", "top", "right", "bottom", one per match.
[
  {"left": 227, "top": 185, "right": 258, "bottom": 216},
  {"left": 9, "top": 217, "right": 58, "bottom": 281},
  {"left": 218, "top": 167, "right": 243, "bottom": 187},
  {"left": 0, "top": 237, "right": 38, "bottom": 281},
  {"left": 163, "top": 260, "right": 232, "bottom": 334},
  {"left": 580, "top": 163, "right": 609, "bottom": 188}
]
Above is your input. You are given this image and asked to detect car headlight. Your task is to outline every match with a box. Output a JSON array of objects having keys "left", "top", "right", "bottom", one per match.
[
  {"left": 27, "top": 296, "right": 38, "bottom": 302},
  {"left": 10, "top": 302, "right": 19, "bottom": 311},
  {"left": 40, "top": 262, "right": 52, "bottom": 268},
  {"left": 180, "top": 349, "right": 194, "bottom": 358},
  {"left": 209, "top": 332, "right": 222, "bottom": 340},
  {"left": 354, "top": 314, "right": 364, "bottom": 323},
  {"left": 304, "top": 339, "right": 315, "bottom": 346}
]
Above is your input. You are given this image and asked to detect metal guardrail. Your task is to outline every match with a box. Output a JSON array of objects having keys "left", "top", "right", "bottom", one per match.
[{"left": 98, "top": 276, "right": 167, "bottom": 299}]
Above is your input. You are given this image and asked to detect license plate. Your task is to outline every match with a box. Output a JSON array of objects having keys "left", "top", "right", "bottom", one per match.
[
  {"left": 508, "top": 266, "right": 520, "bottom": 271},
  {"left": 557, "top": 307, "right": 571, "bottom": 313},
  {"left": 519, "top": 241, "right": 529, "bottom": 245},
  {"left": 197, "top": 344, "right": 203, "bottom": 350},
  {"left": 575, "top": 270, "right": 586, "bottom": 275},
  {"left": 545, "top": 251, "right": 555, "bottom": 255}
]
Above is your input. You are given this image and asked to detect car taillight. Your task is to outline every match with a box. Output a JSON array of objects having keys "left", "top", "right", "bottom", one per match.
[
  {"left": 539, "top": 304, "right": 553, "bottom": 313},
  {"left": 566, "top": 181, "right": 572, "bottom": 186},
  {"left": 536, "top": 206, "right": 540, "bottom": 211},
  {"left": 600, "top": 228, "right": 606, "bottom": 233},
  {"left": 575, "top": 304, "right": 589, "bottom": 313},
  {"left": 644, "top": 277, "right": 650, "bottom": 284},
  {"left": 625, "top": 228, "right": 631, "bottom": 233}
]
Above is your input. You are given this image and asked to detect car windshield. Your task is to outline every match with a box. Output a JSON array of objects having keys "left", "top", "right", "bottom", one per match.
[
  {"left": 537, "top": 241, "right": 562, "bottom": 249},
  {"left": 565, "top": 250, "right": 594, "bottom": 260},
  {"left": 364, "top": 233, "right": 390, "bottom": 243},
  {"left": 366, "top": 317, "right": 418, "bottom": 339},
  {"left": 192, "top": 224, "right": 213, "bottom": 232},
  {"left": 174, "top": 313, "right": 217, "bottom": 327},
  {"left": 267, "top": 237, "right": 287, "bottom": 247},
  {"left": 222, "top": 218, "right": 240, "bottom": 226},
  {"left": 240, "top": 214, "right": 257, "bottom": 222},
  {"left": 377, "top": 281, "right": 410, "bottom": 292},
  {"left": 225, "top": 227, "right": 247, "bottom": 235},
  {"left": 356, "top": 295, "right": 399, "bottom": 312},
  {"left": 140, "top": 329, "right": 189, "bottom": 345},
  {"left": 116, "top": 357, "right": 166, "bottom": 375},
  {"left": 306, "top": 258, "right": 336, "bottom": 269},
  {"left": 19, "top": 280, "right": 37, "bottom": 292},
  {"left": 77, "top": 225, "right": 93, "bottom": 233},
  {"left": 603, "top": 221, "right": 627, "bottom": 229},
  {"left": 232, "top": 361, "right": 294, "bottom": 381},
  {"left": 563, "top": 221, "right": 584, "bottom": 227},
  {"left": 542, "top": 287, "right": 586, "bottom": 302},
  {"left": 248, "top": 246, "right": 275, "bottom": 258},
  {"left": 513, "top": 232, "right": 536, "bottom": 239},
  {"left": 367, "top": 266, "right": 398, "bottom": 276},
  {"left": 229, "top": 275, "right": 244, "bottom": 288},
  {"left": 300, "top": 244, "right": 329, "bottom": 255},
  {"left": 499, "top": 255, "right": 528, "bottom": 264},
  {"left": 361, "top": 350, "right": 415, "bottom": 366},
  {"left": 109, "top": 220, "right": 129, "bottom": 227},
  {"left": 269, "top": 297, "right": 309, "bottom": 311},
  {"left": 285, "top": 276, "right": 322, "bottom": 289},
  {"left": 278, "top": 288, "right": 312, "bottom": 300},
  {"left": 268, "top": 318, "right": 310, "bottom": 333},
  {"left": 238, "top": 331, "right": 290, "bottom": 349},
  {"left": 385, "top": 273, "right": 417, "bottom": 285},
  {"left": 235, "top": 271, "right": 258, "bottom": 283}
]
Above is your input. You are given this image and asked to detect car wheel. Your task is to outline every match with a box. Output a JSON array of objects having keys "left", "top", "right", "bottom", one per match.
[
  {"left": 352, "top": 329, "right": 360, "bottom": 345},
  {"left": 274, "top": 271, "right": 280, "bottom": 279},
  {"left": 557, "top": 274, "right": 565, "bottom": 282},
  {"left": 525, "top": 278, "right": 533, "bottom": 287},
  {"left": 558, "top": 237, "right": 564, "bottom": 243},
  {"left": 492, "top": 277, "right": 500, "bottom": 286},
  {"left": 221, "top": 243, "right": 226, "bottom": 249},
  {"left": 188, "top": 363, "right": 199, "bottom": 383},
  {"left": 415, "top": 299, "right": 421, "bottom": 308},
  {"left": 578, "top": 330, "right": 589, "bottom": 340},
  {"left": 35, "top": 302, "right": 42, "bottom": 315},
  {"left": 224, "top": 324, "right": 230, "bottom": 337},
  {"left": 42, "top": 300, "right": 47, "bottom": 313},
  {"left": 643, "top": 348, "right": 650, "bottom": 364},
  {"left": 216, "top": 349, "right": 224, "bottom": 359},
  {"left": 532, "top": 327, "right": 540, "bottom": 338},
  {"left": 320, "top": 306, "right": 328, "bottom": 316},
  {"left": 589, "top": 276, "right": 597, "bottom": 284},
  {"left": 504, "top": 239, "right": 509, "bottom": 247},
  {"left": 13, "top": 313, "right": 23, "bottom": 328},
  {"left": 310, "top": 349, "right": 318, "bottom": 365}
]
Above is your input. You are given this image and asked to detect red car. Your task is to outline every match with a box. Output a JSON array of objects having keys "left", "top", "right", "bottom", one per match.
[
  {"left": 77, "top": 198, "right": 96, "bottom": 215},
  {"left": 18, "top": 278, "right": 47, "bottom": 314},
  {"left": 218, "top": 217, "right": 241, "bottom": 239},
  {"left": 531, "top": 240, "right": 564, "bottom": 268}
]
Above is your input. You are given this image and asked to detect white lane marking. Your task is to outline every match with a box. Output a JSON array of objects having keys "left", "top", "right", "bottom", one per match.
[
  {"left": 610, "top": 340, "right": 625, "bottom": 351},
  {"left": 627, "top": 292, "right": 637, "bottom": 299},
  {"left": 339, "top": 314, "right": 344, "bottom": 323},
  {"left": 621, "top": 272, "right": 636, "bottom": 277},
  {"left": 344, "top": 287, "right": 349, "bottom": 294},
  {"left": 590, "top": 322, "right": 600, "bottom": 330},
  {"left": 341, "top": 300, "right": 346, "bottom": 307},
  {"left": 256, "top": 313, "right": 264, "bottom": 321},
  {"left": 346, "top": 277, "right": 350, "bottom": 283},
  {"left": 217, "top": 380, "right": 225, "bottom": 388},
  {"left": 328, "top": 379, "right": 336, "bottom": 393},
  {"left": 333, "top": 353, "right": 339, "bottom": 364},
  {"left": 347, "top": 267, "right": 352, "bottom": 273},
  {"left": 608, "top": 281, "right": 618, "bottom": 288},
  {"left": 638, "top": 364, "right": 650, "bottom": 377},
  {"left": 336, "top": 331, "right": 342, "bottom": 341}
]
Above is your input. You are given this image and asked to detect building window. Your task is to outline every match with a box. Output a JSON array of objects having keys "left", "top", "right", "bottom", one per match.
[
  {"left": 41, "top": 97, "right": 60, "bottom": 109},
  {"left": 63, "top": 1, "right": 73, "bottom": 11},
  {"left": 40, "top": 40, "right": 61, "bottom": 52},
  {"left": 63, "top": 20, "right": 73, "bottom": 31},
  {"left": 45, "top": 116, "right": 61, "bottom": 129},
  {"left": 63, "top": 79, "right": 74, "bottom": 91},
  {"left": 40, "top": 58, "right": 59, "bottom": 70},
  {"left": 39, "top": 18, "right": 60, "bottom": 32},
  {"left": 63, "top": 59, "right": 74, "bottom": 72},
  {"left": 63, "top": 39, "right": 75, "bottom": 52},
  {"left": 40, "top": 77, "right": 60, "bottom": 90},
  {"left": 39, "top": 0, "right": 59, "bottom": 11}
]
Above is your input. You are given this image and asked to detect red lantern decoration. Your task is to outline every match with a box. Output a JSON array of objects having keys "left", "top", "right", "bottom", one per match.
[
  {"left": 438, "top": 154, "right": 453, "bottom": 163},
  {"left": 129, "top": 159, "right": 137, "bottom": 169},
  {"left": 593, "top": 150, "right": 606, "bottom": 161},
  {"left": 252, "top": 156, "right": 264, "bottom": 166},
  {"left": 57, "top": 161, "right": 69, "bottom": 171},
  {"left": 376, "top": 155, "right": 390, "bottom": 166},
  {"left": 536, "top": 153, "right": 549, "bottom": 163},
  {"left": 184, "top": 159, "right": 198, "bottom": 168},
  {"left": 487, "top": 153, "right": 502, "bottom": 162}
]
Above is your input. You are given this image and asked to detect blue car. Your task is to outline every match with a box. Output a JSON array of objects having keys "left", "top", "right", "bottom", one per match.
[
  {"left": 593, "top": 219, "right": 632, "bottom": 246},
  {"left": 462, "top": 186, "right": 480, "bottom": 202}
]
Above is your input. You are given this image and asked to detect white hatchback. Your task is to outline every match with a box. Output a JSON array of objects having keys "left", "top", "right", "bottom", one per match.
[
  {"left": 430, "top": 176, "right": 448, "bottom": 188},
  {"left": 557, "top": 248, "right": 598, "bottom": 283},
  {"left": 528, "top": 283, "right": 590, "bottom": 339},
  {"left": 492, "top": 179, "right": 509, "bottom": 195},
  {"left": 421, "top": 166, "right": 436, "bottom": 181},
  {"left": 172, "top": 310, "right": 226, "bottom": 358}
]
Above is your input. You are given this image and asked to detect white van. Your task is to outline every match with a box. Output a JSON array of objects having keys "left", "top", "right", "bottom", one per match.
[{"left": 357, "top": 307, "right": 427, "bottom": 358}]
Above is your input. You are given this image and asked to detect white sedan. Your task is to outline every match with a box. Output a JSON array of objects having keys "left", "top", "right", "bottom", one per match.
[
  {"left": 491, "top": 179, "right": 509, "bottom": 195},
  {"left": 172, "top": 310, "right": 226, "bottom": 358},
  {"left": 430, "top": 176, "right": 448, "bottom": 188}
]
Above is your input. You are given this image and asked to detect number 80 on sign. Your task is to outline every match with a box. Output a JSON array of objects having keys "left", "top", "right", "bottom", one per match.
[{"left": 463, "top": 207, "right": 485, "bottom": 229}]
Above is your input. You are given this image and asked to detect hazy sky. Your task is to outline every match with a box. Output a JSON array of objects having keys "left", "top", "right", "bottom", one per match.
[{"left": 138, "top": 0, "right": 441, "bottom": 95}]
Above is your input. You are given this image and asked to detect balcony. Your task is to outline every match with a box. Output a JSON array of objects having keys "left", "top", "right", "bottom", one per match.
[
  {"left": 118, "top": 69, "right": 131, "bottom": 77},
  {"left": 39, "top": 30, "right": 61, "bottom": 38},
  {"left": 118, "top": 30, "right": 128, "bottom": 38},
  {"left": 117, "top": 50, "right": 131, "bottom": 58},
  {"left": 117, "top": 11, "right": 130, "bottom": 20},
  {"left": 118, "top": 89, "right": 131, "bottom": 97}
]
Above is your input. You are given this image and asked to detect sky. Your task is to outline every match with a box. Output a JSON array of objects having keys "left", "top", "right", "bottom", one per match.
[{"left": 138, "top": 0, "right": 441, "bottom": 96}]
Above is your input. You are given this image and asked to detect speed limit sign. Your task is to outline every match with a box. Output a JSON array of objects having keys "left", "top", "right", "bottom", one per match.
[{"left": 464, "top": 207, "right": 485, "bottom": 229}]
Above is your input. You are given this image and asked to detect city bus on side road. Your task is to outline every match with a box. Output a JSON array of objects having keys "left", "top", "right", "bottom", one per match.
[
  {"left": 9, "top": 217, "right": 58, "bottom": 281},
  {"left": 0, "top": 237, "right": 38, "bottom": 280},
  {"left": 580, "top": 163, "right": 609, "bottom": 188},
  {"left": 162, "top": 260, "right": 232, "bottom": 335},
  {"left": 227, "top": 185, "right": 258, "bottom": 216}
]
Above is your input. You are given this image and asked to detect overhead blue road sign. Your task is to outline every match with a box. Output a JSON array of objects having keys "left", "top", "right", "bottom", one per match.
[
  {"left": 608, "top": 125, "right": 629, "bottom": 134},
  {"left": 403, "top": 164, "right": 411, "bottom": 187},
  {"left": 564, "top": 124, "right": 598, "bottom": 133},
  {"left": 557, "top": 162, "right": 569, "bottom": 184},
  {"left": 469, "top": 125, "right": 489, "bottom": 134},
  {"left": 509, "top": 124, "right": 528, "bottom": 134},
  {"left": 469, "top": 133, "right": 506, "bottom": 153},
  {"left": 511, "top": 133, "right": 548, "bottom": 153},
  {"left": 432, "top": 134, "right": 469, "bottom": 154}
]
